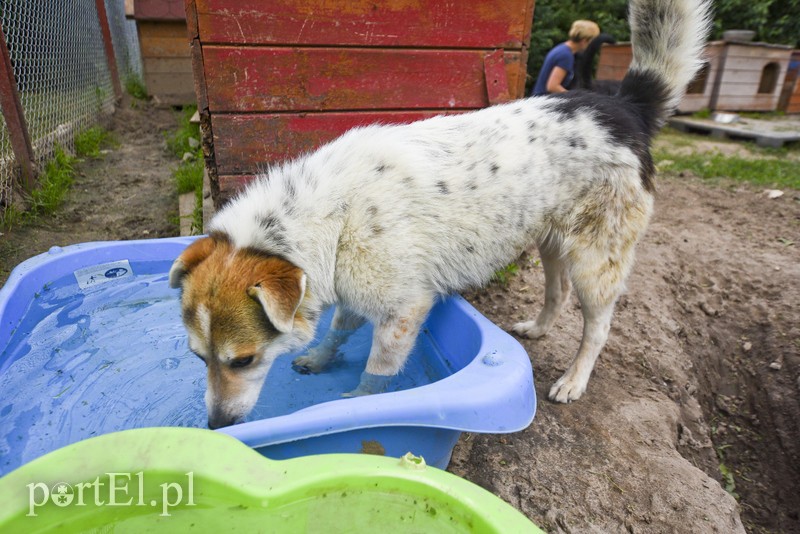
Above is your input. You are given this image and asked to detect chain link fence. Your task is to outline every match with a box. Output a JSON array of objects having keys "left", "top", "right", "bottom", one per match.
[
  {"left": 0, "top": 0, "right": 142, "bottom": 216},
  {"left": 105, "top": 0, "right": 143, "bottom": 88}
]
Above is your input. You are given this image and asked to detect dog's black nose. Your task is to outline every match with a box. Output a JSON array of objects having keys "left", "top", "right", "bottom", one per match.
[{"left": 207, "top": 417, "right": 233, "bottom": 430}]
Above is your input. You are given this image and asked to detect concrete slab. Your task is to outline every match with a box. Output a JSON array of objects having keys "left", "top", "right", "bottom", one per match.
[{"left": 668, "top": 115, "right": 800, "bottom": 148}]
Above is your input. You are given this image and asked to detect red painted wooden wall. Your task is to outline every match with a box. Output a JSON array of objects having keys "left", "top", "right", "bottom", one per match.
[{"left": 185, "top": 0, "right": 536, "bottom": 205}]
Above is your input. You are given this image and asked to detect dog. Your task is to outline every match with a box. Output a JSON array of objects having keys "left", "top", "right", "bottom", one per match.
[{"left": 169, "top": 0, "right": 712, "bottom": 429}]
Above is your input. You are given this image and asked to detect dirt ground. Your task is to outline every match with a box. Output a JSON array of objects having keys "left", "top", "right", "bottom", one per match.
[{"left": 1, "top": 103, "right": 798, "bottom": 533}]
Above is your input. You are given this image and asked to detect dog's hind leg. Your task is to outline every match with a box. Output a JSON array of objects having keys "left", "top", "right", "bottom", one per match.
[
  {"left": 548, "top": 189, "right": 651, "bottom": 402},
  {"left": 511, "top": 243, "right": 571, "bottom": 339},
  {"left": 548, "top": 283, "right": 617, "bottom": 403},
  {"left": 292, "top": 307, "right": 365, "bottom": 374},
  {"left": 343, "top": 299, "right": 433, "bottom": 397}
]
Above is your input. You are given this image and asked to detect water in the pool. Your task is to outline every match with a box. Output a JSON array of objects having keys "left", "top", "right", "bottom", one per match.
[{"left": 0, "top": 261, "right": 450, "bottom": 476}]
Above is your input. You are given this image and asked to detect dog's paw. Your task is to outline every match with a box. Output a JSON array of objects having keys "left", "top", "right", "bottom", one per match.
[
  {"left": 548, "top": 374, "right": 587, "bottom": 403},
  {"left": 292, "top": 350, "right": 335, "bottom": 375},
  {"left": 341, "top": 372, "right": 392, "bottom": 398},
  {"left": 510, "top": 320, "right": 548, "bottom": 339}
]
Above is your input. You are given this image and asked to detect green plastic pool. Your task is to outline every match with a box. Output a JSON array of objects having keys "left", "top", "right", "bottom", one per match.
[{"left": 0, "top": 427, "right": 542, "bottom": 533}]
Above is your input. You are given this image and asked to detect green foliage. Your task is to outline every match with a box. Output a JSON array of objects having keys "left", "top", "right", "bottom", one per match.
[
  {"left": 124, "top": 74, "right": 148, "bottom": 100},
  {"left": 0, "top": 204, "right": 23, "bottom": 231},
  {"left": 527, "top": 0, "right": 800, "bottom": 89},
  {"left": 712, "top": 0, "right": 800, "bottom": 47},
  {"left": 718, "top": 462, "right": 739, "bottom": 500},
  {"left": 74, "top": 127, "right": 115, "bottom": 159},
  {"left": 166, "top": 105, "right": 205, "bottom": 234},
  {"left": 27, "top": 147, "right": 76, "bottom": 217},
  {"left": 164, "top": 106, "right": 200, "bottom": 158},
  {"left": 174, "top": 155, "right": 204, "bottom": 195},
  {"left": 654, "top": 147, "right": 800, "bottom": 189},
  {"left": 492, "top": 263, "right": 520, "bottom": 286}
]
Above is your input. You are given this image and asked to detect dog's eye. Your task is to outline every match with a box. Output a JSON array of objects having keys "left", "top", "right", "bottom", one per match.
[{"left": 230, "top": 355, "right": 255, "bottom": 369}]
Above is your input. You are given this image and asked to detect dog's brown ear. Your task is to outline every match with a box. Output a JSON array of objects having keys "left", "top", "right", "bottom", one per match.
[
  {"left": 169, "top": 237, "right": 217, "bottom": 288},
  {"left": 247, "top": 262, "right": 306, "bottom": 334}
]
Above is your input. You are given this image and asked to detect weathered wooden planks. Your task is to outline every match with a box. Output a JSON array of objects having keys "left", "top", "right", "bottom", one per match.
[
  {"left": 212, "top": 111, "right": 463, "bottom": 175},
  {"left": 194, "top": 0, "right": 533, "bottom": 48},
  {"left": 131, "top": 7, "right": 196, "bottom": 106},
  {"left": 596, "top": 41, "right": 793, "bottom": 113},
  {"left": 186, "top": 0, "right": 535, "bottom": 205},
  {"left": 203, "top": 47, "right": 521, "bottom": 112}
]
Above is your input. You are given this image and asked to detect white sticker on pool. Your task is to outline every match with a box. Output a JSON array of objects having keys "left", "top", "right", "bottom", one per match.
[{"left": 74, "top": 260, "right": 133, "bottom": 289}]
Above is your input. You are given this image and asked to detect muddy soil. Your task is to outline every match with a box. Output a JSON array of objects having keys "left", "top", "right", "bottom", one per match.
[{"left": 1, "top": 104, "right": 798, "bottom": 533}]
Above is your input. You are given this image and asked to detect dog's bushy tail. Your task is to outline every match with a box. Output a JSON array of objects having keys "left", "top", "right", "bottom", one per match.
[{"left": 622, "top": 0, "right": 712, "bottom": 134}]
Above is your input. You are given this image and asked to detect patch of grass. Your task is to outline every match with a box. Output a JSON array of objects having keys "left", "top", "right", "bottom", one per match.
[
  {"left": 655, "top": 127, "right": 700, "bottom": 149},
  {"left": 74, "top": 127, "right": 115, "bottom": 159},
  {"left": 166, "top": 105, "right": 205, "bottom": 234},
  {"left": 692, "top": 108, "right": 712, "bottom": 119},
  {"left": 654, "top": 149, "right": 800, "bottom": 189},
  {"left": 492, "top": 262, "right": 519, "bottom": 286},
  {"left": 124, "top": 74, "right": 148, "bottom": 100},
  {"left": 0, "top": 204, "right": 24, "bottom": 231},
  {"left": 736, "top": 110, "right": 785, "bottom": 121},
  {"left": 27, "top": 146, "right": 76, "bottom": 217},
  {"left": 174, "top": 155, "right": 204, "bottom": 195},
  {"left": 164, "top": 105, "right": 200, "bottom": 158}
]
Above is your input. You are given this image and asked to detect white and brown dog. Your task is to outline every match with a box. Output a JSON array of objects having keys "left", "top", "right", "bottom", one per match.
[{"left": 170, "top": 0, "right": 712, "bottom": 429}]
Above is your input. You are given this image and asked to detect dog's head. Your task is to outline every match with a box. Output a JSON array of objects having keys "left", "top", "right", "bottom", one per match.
[{"left": 169, "top": 235, "right": 315, "bottom": 429}]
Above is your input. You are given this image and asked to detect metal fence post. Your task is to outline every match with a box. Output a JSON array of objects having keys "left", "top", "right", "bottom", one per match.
[
  {"left": 95, "top": 0, "right": 123, "bottom": 101},
  {"left": 0, "top": 22, "right": 35, "bottom": 190}
]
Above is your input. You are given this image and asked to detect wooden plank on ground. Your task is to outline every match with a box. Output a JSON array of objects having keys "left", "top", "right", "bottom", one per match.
[
  {"left": 194, "top": 0, "right": 532, "bottom": 48},
  {"left": 203, "top": 46, "right": 521, "bottom": 112}
]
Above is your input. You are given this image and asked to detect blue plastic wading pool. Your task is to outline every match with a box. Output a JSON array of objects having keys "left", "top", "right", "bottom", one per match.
[{"left": 0, "top": 237, "right": 536, "bottom": 475}]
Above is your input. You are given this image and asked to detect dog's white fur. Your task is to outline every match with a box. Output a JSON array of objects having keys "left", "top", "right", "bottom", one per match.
[{"left": 171, "top": 0, "right": 712, "bottom": 427}]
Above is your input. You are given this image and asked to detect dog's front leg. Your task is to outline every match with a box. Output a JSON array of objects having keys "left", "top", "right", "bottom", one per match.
[
  {"left": 292, "top": 307, "right": 365, "bottom": 374},
  {"left": 343, "top": 304, "right": 430, "bottom": 397}
]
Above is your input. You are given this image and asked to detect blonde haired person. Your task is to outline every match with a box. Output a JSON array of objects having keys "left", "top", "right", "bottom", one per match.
[{"left": 531, "top": 20, "right": 600, "bottom": 95}]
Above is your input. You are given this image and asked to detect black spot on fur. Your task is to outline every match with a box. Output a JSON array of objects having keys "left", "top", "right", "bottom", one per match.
[
  {"left": 437, "top": 181, "right": 450, "bottom": 194},
  {"left": 466, "top": 245, "right": 475, "bottom": 253},
  {"left": 467, "top": 163, "right": 477, "bottom": 172},
  {"left": 528, "top": 136, "right": 537, "bottom": 144},
  {"left": 375, "top": 163, "right": 387, "bottom": 173},
  {"left": 466, "top": 179, "right": 478, "bottom": 191},
  {"left": 489, "top": 163, "right": 500, "bottom": 175},
  {"left": 258, "top": 214, "right": 284, "bottom": 234},
  {"left": 402, "top": 176, "right": 414, "bottom": 185},
  {"left": 367, "top": 205, "right": 378, "bottom": 217},
  {"left": 568, "top": 136, "right": 588, "bottom": 150},
  {"left": 370, "top": 224, "right": 384, "bottom": 235},
  {"left": 512, "top": 108, "right": 522, "bottom": 115}
]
